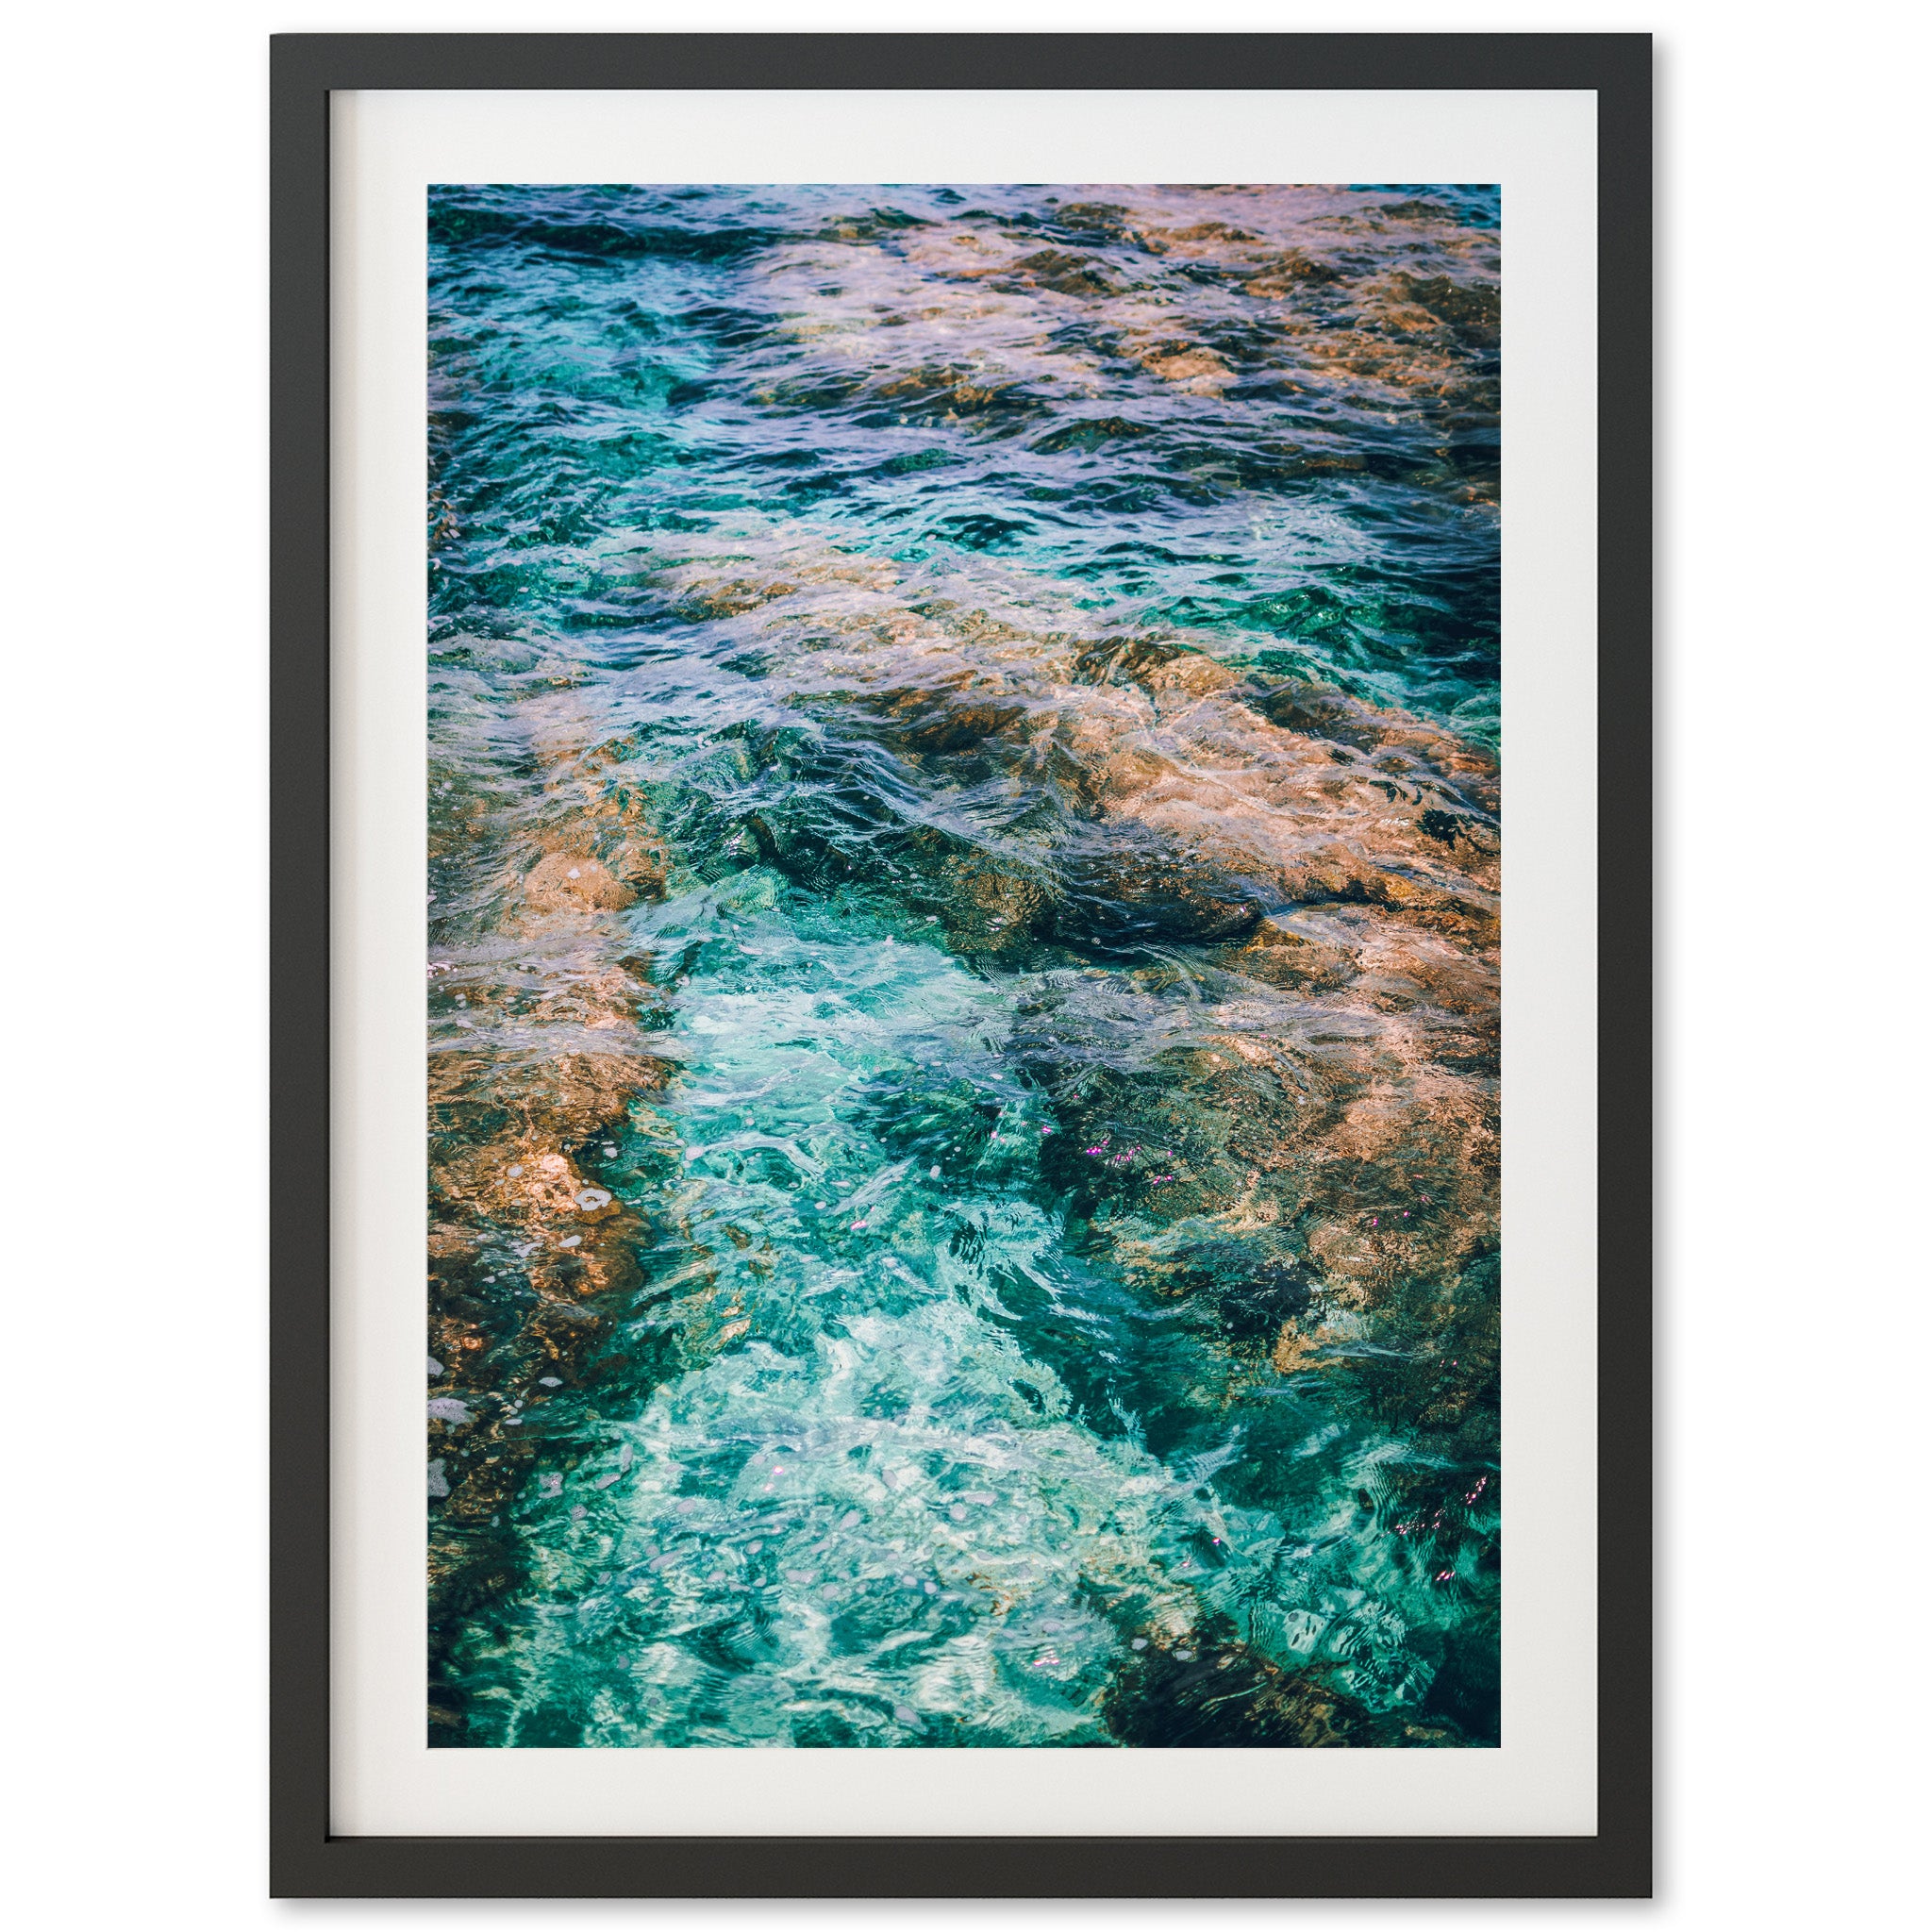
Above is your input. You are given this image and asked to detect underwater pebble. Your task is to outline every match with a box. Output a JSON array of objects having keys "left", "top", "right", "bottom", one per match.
[
  {"left": 507, "top": 1164, "right": 523, "bottom": 1177},
  {"left": 426, "top": 1458, "right": 449, "bottom": 1499},
  {"left": 1174, "top": 1648, "right": 1195, "bottom": 1661},
  {"left": 602, "top": 1145, "right": 618, "bottom": 1157},
  {"left": 538, "top": 1375, "right": 562, "bottom": 1388},
  {"left": 571, "top": 1505, "right": 587, "bottom": 1520},
  {"left": 575, "top": 1189, "right": 611, "bottom": 1210},
  {"left": 426, "top": 1357, "right": 443, "bottom": 1378},
  {"left": 558, "top": 1234, "right": 581, "bottom": 1248},
  {"left": 923, "top": 1581, "right": 939, "bottom": 1595},
  {"left": 539, "top": 1474, "right": 562, "bottom": 1496},
  {"left": 618, "top": 1443, "right": 633, "bottom": 1470},
  {"left": 948, "top": 1504, "right": 968, "bottom": 1523},
  {"left": 426, "top": 1397, "right": 470, "bottom": 1424},
  {"left": 1130, "top": 1637, "right": 1149, "bottom": 1650},
  {"left": 894, "top": 1706, "right": 918, "bottom": 1725},
  {"left": 747, "top": 1541, "right": 762, "bottom": 1555}
]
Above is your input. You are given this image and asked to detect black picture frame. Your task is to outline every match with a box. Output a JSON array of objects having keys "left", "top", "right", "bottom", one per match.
[{"left": 272, "top": 30, "right": 1651, "bottom": 1899}]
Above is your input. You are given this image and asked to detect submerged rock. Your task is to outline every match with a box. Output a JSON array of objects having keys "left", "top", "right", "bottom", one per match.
[
  {"left": 523, "top": 851, "right": 635, "bottom": 912},
  {"left": 1103, "top": 1626, "right": 1463, "bottom": 1748},
  {"left": 1056, "top": 841, "right": 1265, "bottom": 950},
  {"left": 1213, "top": 916, "right": 1357, "bottom": 991},
  {"left": 1178, "top": 1241, "right": 1315, "bottom": 1346}
]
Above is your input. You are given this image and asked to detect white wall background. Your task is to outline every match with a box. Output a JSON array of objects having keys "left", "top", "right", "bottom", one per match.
[{"left": 1, "top": 2, "right": 1922, "bottom": 1925}]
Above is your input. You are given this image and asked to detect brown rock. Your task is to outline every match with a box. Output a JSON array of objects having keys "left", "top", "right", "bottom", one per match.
[{"left": 524, "top": 852, "right": 635, "bottom": 912}]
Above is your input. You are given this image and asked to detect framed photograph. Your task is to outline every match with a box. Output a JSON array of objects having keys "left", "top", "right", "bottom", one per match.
[{"left": 273, "top": 30, "right": 1651, "bottom": 1897}]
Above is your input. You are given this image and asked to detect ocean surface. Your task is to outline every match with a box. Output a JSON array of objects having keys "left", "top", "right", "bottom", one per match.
[{"left": 425, "top": 184, "right": 1502, "bottom": 1749}]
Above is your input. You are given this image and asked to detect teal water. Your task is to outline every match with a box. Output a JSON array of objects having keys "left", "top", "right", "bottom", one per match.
[{"left": 426, "top": 185, "right": 1502, "bottom": 1749}]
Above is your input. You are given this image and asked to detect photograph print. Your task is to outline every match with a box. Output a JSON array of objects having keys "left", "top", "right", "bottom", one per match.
[{"left": 423, "top": 182, "right": 1503, "bottom": 1751}]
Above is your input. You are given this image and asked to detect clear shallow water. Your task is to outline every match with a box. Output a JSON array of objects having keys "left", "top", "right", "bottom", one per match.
[{"left": 426, "top": 185, "right": 1501, "bottom": 1749}]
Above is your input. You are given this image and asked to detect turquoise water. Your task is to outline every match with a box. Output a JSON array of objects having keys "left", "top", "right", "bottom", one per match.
[{"left": 425, "top": 185, "right": 1502, "bottom": 1748}]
